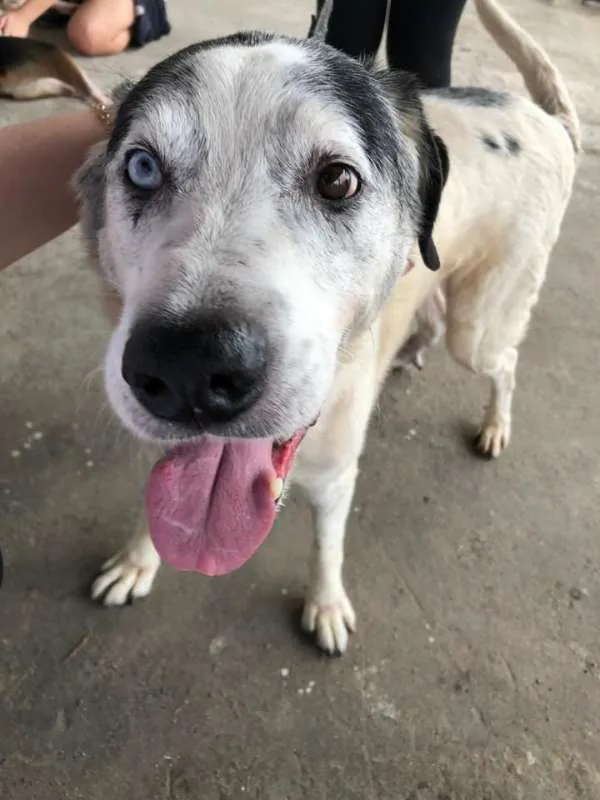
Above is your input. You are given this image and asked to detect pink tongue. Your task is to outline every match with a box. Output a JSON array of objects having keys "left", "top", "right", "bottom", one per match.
[{"left": 145, "top": 436, "right": 277, "bottom": 576}]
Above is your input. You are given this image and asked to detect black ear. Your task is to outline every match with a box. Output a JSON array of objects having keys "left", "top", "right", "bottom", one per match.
[{"left": 418, "top": 131, "right": 449, "bottom": 271}]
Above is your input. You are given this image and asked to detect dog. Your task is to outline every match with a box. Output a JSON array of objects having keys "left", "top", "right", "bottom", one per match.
[
  {"left": 69, "top": 0, "right": 581, "bottom": 655},
  {"left": 0, "top": 35, "right": 108, "bottom": 105}
]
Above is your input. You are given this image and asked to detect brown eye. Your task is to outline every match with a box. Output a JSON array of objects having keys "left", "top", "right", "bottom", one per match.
[{"left": 316, "top": 163, "right": 361, "bottom": 201}]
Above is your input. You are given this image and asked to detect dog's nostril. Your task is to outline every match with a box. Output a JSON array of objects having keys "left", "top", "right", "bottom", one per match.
[
  {"left": 137, "top": 374, "right": 169, "bottom": 399},
  {"left": 192, "top": 369, "right": 263, "bottom": 422},
  {"left": 209, "top": 373, "right": 250, "bottom": 401},
  {"left": 127, "top": 371, "right": 187, "bottom": 422}
]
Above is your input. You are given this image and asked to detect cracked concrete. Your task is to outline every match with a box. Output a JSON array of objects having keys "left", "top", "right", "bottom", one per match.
[{"left": 1, "top": 1, "right": 600, "bottom": 797}]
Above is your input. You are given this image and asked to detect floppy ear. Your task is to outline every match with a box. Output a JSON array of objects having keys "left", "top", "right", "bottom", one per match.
[
  {"left": 370, "top": 68, "right": 449, "bottom": 272},
  {"left": 417, "top": 130, "right": 449, "bottom": 271}
]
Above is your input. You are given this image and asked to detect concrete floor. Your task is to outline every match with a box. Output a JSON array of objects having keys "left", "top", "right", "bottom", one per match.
[{"left": 1, "top": 1, "right": 600, "bottom": 797}]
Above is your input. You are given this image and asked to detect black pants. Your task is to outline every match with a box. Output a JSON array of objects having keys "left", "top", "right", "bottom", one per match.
[{"left": 324, "top": 0, "right": 468, "bottom": 89}]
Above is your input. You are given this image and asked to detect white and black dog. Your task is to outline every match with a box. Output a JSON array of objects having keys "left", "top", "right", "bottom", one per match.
[{"left": 72, "top": 0, "right": 579, "bottom": 654}]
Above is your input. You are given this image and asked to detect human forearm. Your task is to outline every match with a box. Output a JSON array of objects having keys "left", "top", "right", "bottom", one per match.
[
  {"left": 12, "top": 0, "right": 57, "bottom": 24},
  {"left": 0, "top": 111, "right": 106, "bottom": 270}
]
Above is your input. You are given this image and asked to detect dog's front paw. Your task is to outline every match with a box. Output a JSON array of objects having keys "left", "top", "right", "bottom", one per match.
[
  {"left": 476, "top": 414, "right": 511, "bottom": 459},
  {"left": 302, "top": 586, "right": 356, "bottom": 655},
  {"left": 91, "top": 536, "right": 160, "bottom": 606}
]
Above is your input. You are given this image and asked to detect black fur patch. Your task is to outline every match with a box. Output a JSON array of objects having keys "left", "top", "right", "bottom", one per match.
[
  {"left": 374, "top": 69, "right": 449, "bottom": 271},
  {"left": 416, "top": 132, "right": 449, "bottom": 272},
  {"left": 481, "top": 132, "right": 522, "bottom": 156},
  {"left": 482, "top": 134, "right": 501, "bottom": 151},
  {"left": 297, "top": 45, "right": 411, "bottom": 180},
  {"left": 428, "top": 86, "right": 510, "bottom": 107},
  {"left": 504, "top": 133, "right": 521, "bottom": 155}
]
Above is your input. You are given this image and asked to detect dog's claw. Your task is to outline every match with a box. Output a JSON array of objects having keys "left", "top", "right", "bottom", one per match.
[
  {"left": 91, "top": 544, "right": 160, "bottom": 606},
  {"left": 475, "top": 420, "right": 511, "bottom": 458},
  {"left": 302, "top": 589, "right": 356, "bottom": 655}
]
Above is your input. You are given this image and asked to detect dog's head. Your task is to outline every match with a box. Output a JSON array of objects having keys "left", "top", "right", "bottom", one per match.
[{"left": 75, "top": 30, "right": 448, "bottom": 575}]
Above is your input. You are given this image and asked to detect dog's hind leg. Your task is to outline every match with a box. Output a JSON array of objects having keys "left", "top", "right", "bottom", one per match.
[
  {"left": 445, "top": 250, "right": 549, "bottom": 458},
  {"left": 394, "top": 287, "right": 446, "bottom": 371},
  {"left": 474, "top": 346, "right": 518, "bottom": 457},
  {"left": 91, "top": 516, "right": 161, "bottom": 606}
]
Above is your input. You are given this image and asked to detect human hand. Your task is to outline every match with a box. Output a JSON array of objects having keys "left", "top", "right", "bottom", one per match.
[{"left": 0, "top": 10, "right": 31, "bottom": 37}]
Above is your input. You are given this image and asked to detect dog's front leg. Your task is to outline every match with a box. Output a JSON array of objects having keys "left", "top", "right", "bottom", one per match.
[
  {"left": 91, "top": 516, "right": 161, "bottom": 606},
  {"left": 301, "top": 462, "right": 359, "bottom": 654},
  {"left": 296, "top": 334, "right": 379, "bottom": 655}
]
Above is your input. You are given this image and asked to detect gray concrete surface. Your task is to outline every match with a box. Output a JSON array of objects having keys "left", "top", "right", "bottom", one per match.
[{"left": 1, "top": 1, "right": 600, "bottom": 797}]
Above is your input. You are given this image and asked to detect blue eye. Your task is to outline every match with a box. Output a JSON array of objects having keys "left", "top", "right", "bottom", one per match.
[{"left": 125, "top": 148, "right": 163, "bottom": 190}]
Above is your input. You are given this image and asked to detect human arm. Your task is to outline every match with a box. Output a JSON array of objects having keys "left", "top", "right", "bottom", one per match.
[
  {"left": 0, "top": 0, "right": 58, "bottom": 36},
  {"left": 0, "top": 110, "right": 107, "bottom": 270}
]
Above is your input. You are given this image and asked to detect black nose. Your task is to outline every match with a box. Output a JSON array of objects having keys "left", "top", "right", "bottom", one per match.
[{"left": 121, "top": 316, "right": 268, "bottom": 425}]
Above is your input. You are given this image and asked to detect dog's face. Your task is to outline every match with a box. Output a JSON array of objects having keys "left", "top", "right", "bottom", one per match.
[{"left": 77, "top": 33, "right": 447, "bottom": 448}]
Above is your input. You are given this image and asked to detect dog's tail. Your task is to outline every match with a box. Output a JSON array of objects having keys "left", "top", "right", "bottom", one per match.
[
  {"left": 473, "top": 0, "right": 581, "bottom": 153},
  {"left": 0, "top": 37, "right": 109, "bottom": 108}
]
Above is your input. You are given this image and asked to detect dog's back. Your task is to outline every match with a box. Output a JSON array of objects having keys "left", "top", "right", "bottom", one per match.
[
  {"left": 374, "top": 0, "right": 579, "bottom": 451},
  {"left": 423, "top": 0, "right": 579, "bottom": 273},
  {"left": 423, "top": 86, "right": 576, "bottom": 274},
  {"left": 472, "top": 0, "right": 580, "bottom": 152}
]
